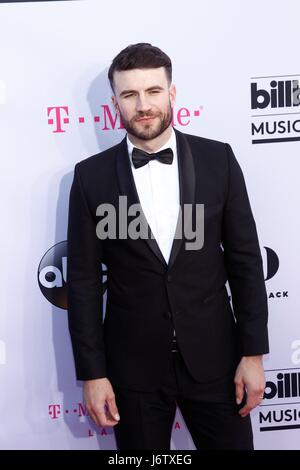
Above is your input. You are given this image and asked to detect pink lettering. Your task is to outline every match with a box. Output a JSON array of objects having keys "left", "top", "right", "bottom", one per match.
[
  {"left": 47, "top": 106, "right": 69, "bottom": 133},
  {"left": 48, "top": 404, "right": 61, "bottom": 419},
  {"left": 101, "top": 105, "right": 124, "bottom": 130}
]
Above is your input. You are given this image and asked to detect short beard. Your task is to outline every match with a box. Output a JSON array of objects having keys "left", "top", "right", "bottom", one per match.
[{"left": 119, "top": 103, "right": 173, "bottom": 141}]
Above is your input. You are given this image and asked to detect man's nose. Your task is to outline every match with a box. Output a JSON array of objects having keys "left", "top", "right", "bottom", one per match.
[{"left": 136, "top": 94, "right": 151, "bottom": 113}]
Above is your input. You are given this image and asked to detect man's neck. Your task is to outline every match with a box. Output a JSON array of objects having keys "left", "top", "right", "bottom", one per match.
[{"left": 127, "top": 126, "right": 172, "bottom": 153}]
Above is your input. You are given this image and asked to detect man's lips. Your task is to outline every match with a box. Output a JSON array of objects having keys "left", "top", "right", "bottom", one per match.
[{"left": 136, "top": 116, "right": 156, "bottom": 122}]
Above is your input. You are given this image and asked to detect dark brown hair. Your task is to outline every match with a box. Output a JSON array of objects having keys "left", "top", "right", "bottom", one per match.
[{"left": 108, "top": 43, "right": 172, "bottom": 91}]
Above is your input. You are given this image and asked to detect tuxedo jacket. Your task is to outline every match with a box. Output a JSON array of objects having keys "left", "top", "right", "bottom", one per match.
[{"left": 67, "top": 128, "right": 269, "bottom": 392}]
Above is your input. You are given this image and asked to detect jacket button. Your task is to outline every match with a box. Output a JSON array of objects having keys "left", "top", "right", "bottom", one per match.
[
  {"left": 163, "top": 311, "right": 172, "bottom": 319},
  {"left": 166, "top": 274, "right": 172, "bottom": 282}
]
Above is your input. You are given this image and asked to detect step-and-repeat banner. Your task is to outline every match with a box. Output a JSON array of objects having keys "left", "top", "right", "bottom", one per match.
[{"left": 0, "top": 0, "right": 299, "bottom": 450}]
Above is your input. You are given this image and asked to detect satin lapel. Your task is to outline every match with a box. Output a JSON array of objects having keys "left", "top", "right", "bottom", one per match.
[
  {"left": 168, "top": 129, "right": 196, "bottom": 270},
  {"left": 115, "top": 137, "right": 167, "bottom": 267}
]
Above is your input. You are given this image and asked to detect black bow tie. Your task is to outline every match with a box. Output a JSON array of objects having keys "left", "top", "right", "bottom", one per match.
[{"left": 132, "top": 147, "right": 173, "bottom": 169}]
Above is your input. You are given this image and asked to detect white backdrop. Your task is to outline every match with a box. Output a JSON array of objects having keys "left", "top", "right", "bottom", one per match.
[{"left": 0, "top": 0, "right": 299, "bottom": 450}]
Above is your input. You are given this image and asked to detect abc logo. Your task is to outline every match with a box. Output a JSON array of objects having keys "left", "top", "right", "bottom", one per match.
[{"left": 38, "top": 241, "right": 107, "bottom": 309}]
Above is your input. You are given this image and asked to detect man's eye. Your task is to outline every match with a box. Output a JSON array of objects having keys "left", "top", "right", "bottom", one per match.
[
  {"left": 150, "top": 90, "right": 160, "bottom": 94},
  {"left": 124, "top": 94, "right": 133, "bottom": 98}
]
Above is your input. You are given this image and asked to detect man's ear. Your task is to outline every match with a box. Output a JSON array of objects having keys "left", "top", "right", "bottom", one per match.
[
  {"left": 169, "top": 84, "right": 176, "bottom": 108},
  {"left": 111, "top": 95, "right": 119, "bottom": 114}
]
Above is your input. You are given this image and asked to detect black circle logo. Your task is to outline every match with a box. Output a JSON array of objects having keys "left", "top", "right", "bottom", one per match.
[
  {"left": 38, "top": 241, "right": 107, "bottom": 309},
  {"left": 263, "top": 246, "right": 279, "bottom": 281}
]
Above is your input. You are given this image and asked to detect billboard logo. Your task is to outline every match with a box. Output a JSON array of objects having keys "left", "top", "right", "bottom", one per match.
[
  {"left": 250, "top": 74, "right": 300, "bottom": 144},
  {"left": 259, "top": 367, "right": 300, "bottom": 432},
  {"left": 264, "top": 371, "right": 300, "bottom": 401},
  {"left": 251, "top": 80, "right": 300, "bottom": 110}
]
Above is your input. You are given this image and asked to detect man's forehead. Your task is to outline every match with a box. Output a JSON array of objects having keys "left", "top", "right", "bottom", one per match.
[{"left": 113, "top": 67, "right": 168, "bottom": 91}]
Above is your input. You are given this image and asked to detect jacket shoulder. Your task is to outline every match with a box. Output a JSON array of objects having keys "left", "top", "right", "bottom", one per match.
[
  {"left": 182, "top": 131, "right": 228, "bottom": 152},
  {"left": 178, "top": 130, "right": 233, "bottom": 171}
]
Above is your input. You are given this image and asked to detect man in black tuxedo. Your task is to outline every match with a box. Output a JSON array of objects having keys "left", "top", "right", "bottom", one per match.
[{"left": 67, "top": 43, "right": 269, "bottom": 449}]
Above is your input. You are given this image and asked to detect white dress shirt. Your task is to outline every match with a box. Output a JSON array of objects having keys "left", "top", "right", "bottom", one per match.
[{"left": 126, "top": 128, "right": 180, "bottom": 264}]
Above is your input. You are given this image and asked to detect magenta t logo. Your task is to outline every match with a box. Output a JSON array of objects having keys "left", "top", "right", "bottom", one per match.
[
  {"left": 48, "top": 404, "right": 61, "bottom": 419},
  {"left": 47, "top": 106, "right": 69, "bottom": 133}
]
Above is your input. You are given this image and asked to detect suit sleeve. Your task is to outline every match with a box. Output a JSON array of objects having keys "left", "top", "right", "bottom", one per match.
[
  {"left": 67, "top": 163, "right": 106, "bottom": 380},
  {"left": 222, "top": 144, "right": 269, "bottom": 356}
]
